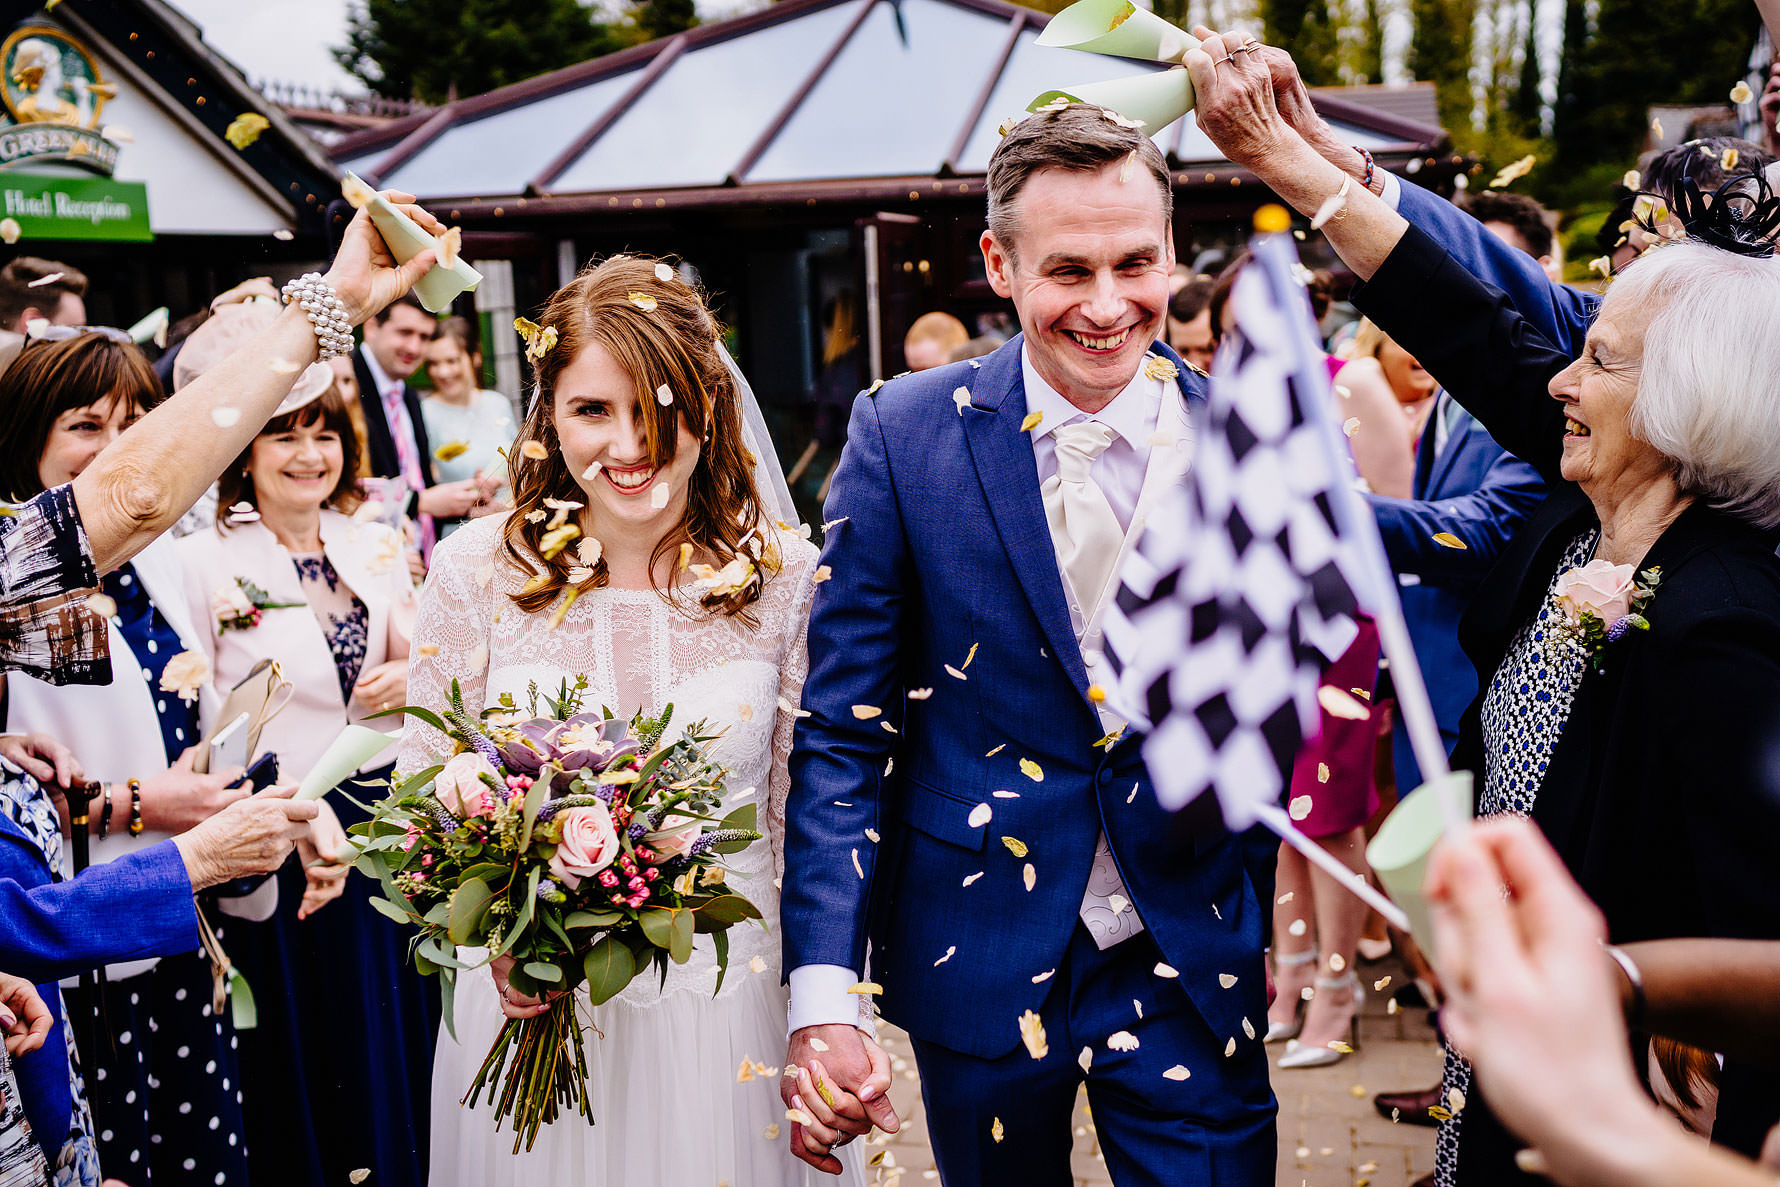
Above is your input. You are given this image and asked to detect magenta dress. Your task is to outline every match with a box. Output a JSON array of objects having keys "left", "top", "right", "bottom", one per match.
[{"left": 1289, "top": 617, "right": 1381, "bottom": 838}]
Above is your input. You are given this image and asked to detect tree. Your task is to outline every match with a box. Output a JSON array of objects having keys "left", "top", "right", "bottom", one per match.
[
  {"left": 1261, "top": 0, "right": 1342, "bottom": 87},
  {"left": 337, "top": 0, "right": 627, "bottom": 103},
  {"left": 1407, "top": 0, "right": 1472, "bottom": 139},
  {"left": 633, "top": 0, "right": 699, "bottom": 42}
]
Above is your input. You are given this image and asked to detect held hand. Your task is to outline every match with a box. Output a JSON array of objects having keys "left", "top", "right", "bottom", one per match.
[
  {"left": 172, "top": 784, "right": 319, "bottom": 890},
  {"left": 354, "top": 661, "right": 409, "bottom": 715},
  {"left": 0, "top": 731, "right": 83, "bottom": 789},
  {"left": 138, "top": 747, "right": 250, "bottom": 832},
  {"left": 1426, "top": 817, "right": 1656, "bottom": 1179},
  {"left": 0, "top": 972, "right": 53, "bottom": 1058},
  {"left": 488, "top": 954, "right": 561, "bottom": 1020},
  {"left": 1182, "top": 27, "right": 1301, "bottom": 173},
  {"left": 295, "top": 800, "right": 351, "bottom": 919},
  {"left": 784, "top": 1025, "right": 900, "bottom": 1174},
  {"left": 321, "top": 192, "right": 442, "bottom": 327},
  {"left": 406, "top": 548, "right": 426, "bottom": 585},
  {"left": 417, "top": 479, "right": 483, "bottom": 519}
]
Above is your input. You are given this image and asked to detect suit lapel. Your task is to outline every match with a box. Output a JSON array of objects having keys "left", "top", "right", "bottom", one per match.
[
  {"left": 354, "top": 348, "right": 400, "bottom": 479},
  {"left": 960, "top": 337, "right": 1092, "bottom": 697},
  {"left": 1425, "top": 400, "right": 1472, "bottom": 496}
]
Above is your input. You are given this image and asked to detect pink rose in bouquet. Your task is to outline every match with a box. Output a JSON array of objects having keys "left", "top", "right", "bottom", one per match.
[
  {"left": 548, "top": 801, "right": 620, "bottom": 888},
  {"left": 435, "top": 751, "right": 500, "bottom": 817},
  {"left": 641, "top": 813, "right": 701, "bottom": 863},
  {"left": 1553, "top": 559, "right": 1636, "bottom": 628}
]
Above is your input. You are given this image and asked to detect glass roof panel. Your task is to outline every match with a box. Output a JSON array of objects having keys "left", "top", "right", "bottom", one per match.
[
  {"left": 383, "top": 72, "right": 640, "bottom": 197},
  {"left": 747, "top": 0, "right": 1010, "bottom": 182},
  {"left": 555, "top": 0, "right": 868, "bottom": 193}
]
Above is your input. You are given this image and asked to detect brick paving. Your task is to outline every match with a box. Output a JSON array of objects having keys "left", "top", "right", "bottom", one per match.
[{"left": 866, "top": 957, "right": 1439, "bottom": 1186}]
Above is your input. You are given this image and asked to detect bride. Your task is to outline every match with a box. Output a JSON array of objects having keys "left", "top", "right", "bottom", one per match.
[{"left": 397, "top": 257, "right": 866, "bottom": 1185}]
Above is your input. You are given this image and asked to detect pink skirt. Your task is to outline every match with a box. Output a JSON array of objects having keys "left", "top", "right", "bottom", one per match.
[{"left": 1289, "top": 618, "right": 1381, "bottom": 838}]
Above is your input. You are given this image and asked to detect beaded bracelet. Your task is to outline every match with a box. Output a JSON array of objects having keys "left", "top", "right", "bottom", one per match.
[
  {"left": 127, "top": 777, "right": 144, "bottom": 837},
  {"left": 1355, "top": 146, "right": 1378, "bottom": 194},
  {"left": 279, "top": 272, "right": 355, "bottom": 361}
]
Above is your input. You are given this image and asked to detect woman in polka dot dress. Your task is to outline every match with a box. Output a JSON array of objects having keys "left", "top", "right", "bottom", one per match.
[{"left": 0, "top": 334, "right": 279, "bottom": 1185}]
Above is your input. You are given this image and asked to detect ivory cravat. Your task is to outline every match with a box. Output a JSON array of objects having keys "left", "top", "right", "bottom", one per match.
[{"left": 1040, "top": 418, "right": 1146, "bottom": 950}]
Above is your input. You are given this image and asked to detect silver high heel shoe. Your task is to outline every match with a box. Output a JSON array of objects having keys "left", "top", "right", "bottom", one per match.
[
  {"left": 1264, "top": 947, "right": 1318, "bottom": 1043},
  {"left": 1276, "top": 972, "right": 1363, "bottom": 1069}
]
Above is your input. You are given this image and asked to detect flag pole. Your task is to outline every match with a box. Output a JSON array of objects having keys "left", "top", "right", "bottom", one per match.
[{"left": 1254, "top": 803, "right": 1411, "bottom": 932}]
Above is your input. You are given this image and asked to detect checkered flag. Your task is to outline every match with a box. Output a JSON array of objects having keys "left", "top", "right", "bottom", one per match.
[{"left": 1101, "top": 232, "right": 1377, "bottom": 828}]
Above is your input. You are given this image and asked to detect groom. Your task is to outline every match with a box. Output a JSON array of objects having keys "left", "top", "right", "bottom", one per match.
[{"left": 781, "top": 104, "right": 1278, "bottom": 1183}]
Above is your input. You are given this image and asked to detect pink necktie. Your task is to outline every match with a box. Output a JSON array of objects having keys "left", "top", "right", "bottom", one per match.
[{"left": 380, "top": 383, "right": 434, "bottom": 558}]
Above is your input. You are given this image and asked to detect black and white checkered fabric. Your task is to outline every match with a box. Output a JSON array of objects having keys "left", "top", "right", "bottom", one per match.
[{"left": 1102, "top": 234, "right": 1364, "bottom": 828}]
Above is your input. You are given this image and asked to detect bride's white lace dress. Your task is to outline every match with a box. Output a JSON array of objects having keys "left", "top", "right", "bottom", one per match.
[{"left": 399, "top": 515, "right": 863, "bottom": 1186}]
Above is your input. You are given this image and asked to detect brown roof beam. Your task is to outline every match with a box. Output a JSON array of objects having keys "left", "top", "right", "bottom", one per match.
[
  {"left": 529, "top": 35, "right": 690, "bottom": 194},
  {"left": 942, "top": 8, "right": 1028, "bottom": 174},
  {"left": 1308, "top": 91, "right": 1450, "bottom": 149},
  {"left": 728, "top": 0, "right": 880, "bottom": 184}
]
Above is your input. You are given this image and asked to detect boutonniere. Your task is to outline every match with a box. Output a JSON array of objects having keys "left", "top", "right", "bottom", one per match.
[
  {"left": 1550, "top": 559, "right": 1663, "bottom": 670},
  {"left": 212, "top": 577, "right": 303, "bottom": 634}
]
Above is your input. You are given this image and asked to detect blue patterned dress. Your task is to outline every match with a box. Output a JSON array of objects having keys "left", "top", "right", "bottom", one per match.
[{"left": 1436, "top": 530, "right": 1596, "bottom": 1186}]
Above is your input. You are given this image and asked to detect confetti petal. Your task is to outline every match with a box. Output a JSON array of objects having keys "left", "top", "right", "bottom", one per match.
[
  {"left": 963, "top": 871, "right": 984, "bottom": 887},
  {"left": 1311, "top": 189, "right": 1347, "bottom": 229},
  {"left": 1020, "top": 410, "right": 1043, "bottom": 433},
  {"left": 1023, "top": 863, "right": 1036, "bottom": 891},
  {"left": 851, "top": 848, "right": 863, "bottom": 878},
  {"left": 1018, "top": 1009, "right": 1048, "bottom": 1059},
  {"left": 991, "top": 1116, "right": 1004, "bottom": 1143},
  {"left": 1224, "top": 1037, "right": 1236, "bottom": 1057},
  {"left": 224, "top": 112, "right": 271, "bottom": 150},
  {"left": 83, "top": 592, "right": 117, "bottom": 617},
  {"left": 953, "top": 386, "right": 971, "bottom": 415},
  {"left": 1343, "top": 417, "right": 1361, "bottom": 438},
  {"left": 434, "top": 440, "right": 469, "bottom": 462},
  {"left": 211, "top": 407, "right": 242, "bottom": 428},
  {"left": 1153, "top": 962, "right": 1179, "bottom": 978},
  {"left": 1732, "top": 81, "right": 1754, "bottom": 104},
  {"left": 852, "top": 704, "right": 883, "bottom": 720},
  {"left": 848, "top": 982, "right": 882, "bottom": 995},
  {"left": 655, "top": 262, "right": 675, "bottom": 282},
  {"left": 907, "top": 687, "right": 933, "bottom": 700},
  {"left": 1317, "top": 686, "right": 1371, "bottom": 720},
  {"left": 1018, "top": 758, "right": 1044, "bottom": 782},
  {"left": 656, "top": 384, "right": 673, "bottom": 406},
  {"left": 1032, "top": 969, "right": 1054, "bottom": 983},
  {"left": 1432, "top": 531, "right": 1468, "bottom": 549},
  {"left": 650, "top": 483, "right": 669, "bottom": 510},
  {"left": 945, "top": 664, "right": 967, "bottom": 680},
  {"left": 628, "top": 292, "right": 658, "bottom": 312},
  {"left": 1107, "top": 1030, "right": 1139, "bottom": 1051},
  {"left": 967, "top": 803, "right": 992, "bottom": 828},
  {"left": 1288, "top": 794, "right": 1314, "bottom": 821},
  {"left": 1001, "top": 836, "right": 1028, "bottom": 858},
  {"left": 1623, "top": 170, "right": 1641, "bottom": 190},
  {"left": 1163, "top": 1065, "right": 1190, "bottom": 1081},
  {"left": 25, "top": 272, "right": 63, "bottom": 289},
  {"left": 935, "top": 946, "right": 956, "bottom": 966},
  {"left": 1487, "top": 154, "right": 1537, "bottom": 189},
  {"left": 1218, "top": 973, "right": 1238, "bottom": 989},
  {"left": 1143, "top": 354, "right": 1179, "bottom": 382},
  {"left": 1241, "top": 1016, "right": 1255, "bottom": 1039},
  {"left": 0, "top": 219, "right": 18, "bottom": 245},
  {"left": 520, "top": 440, "right": 549, "bottom": 460}
]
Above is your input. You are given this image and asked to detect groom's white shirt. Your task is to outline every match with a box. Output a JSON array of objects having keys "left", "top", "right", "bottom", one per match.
[{"left": 788, "top": 347, "right": 1174, "bottom": 1034}]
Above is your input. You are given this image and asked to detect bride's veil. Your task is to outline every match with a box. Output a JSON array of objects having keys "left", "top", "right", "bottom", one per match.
[{"left": 717, "top": 342, "right": 801, "bottom": 529}]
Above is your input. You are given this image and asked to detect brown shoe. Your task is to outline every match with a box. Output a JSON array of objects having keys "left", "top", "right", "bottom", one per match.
[
  {"left": 1411, "top": 1174, "right": 1436, "bottom": 1186},
  {"left": 1373, "top": 1083, "right": 1442, "bottom": 1128}
]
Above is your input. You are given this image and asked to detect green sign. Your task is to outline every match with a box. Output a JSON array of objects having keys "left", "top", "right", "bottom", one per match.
[{"left": 0, "top": 171, "right": 150, "bottom": 241}]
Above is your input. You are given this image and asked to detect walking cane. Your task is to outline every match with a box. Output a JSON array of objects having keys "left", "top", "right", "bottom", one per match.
[{"left": 64, "top": 782, "right": 116, "bottom": 1066}]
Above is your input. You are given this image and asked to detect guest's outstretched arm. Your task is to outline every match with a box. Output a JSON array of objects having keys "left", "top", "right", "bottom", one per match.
[
  {"left": 1614, "top": 939, "right": 1780, "bottom": 1070},
  {"left": 71, "top": 196, "right": 441, "bottom": 574}
]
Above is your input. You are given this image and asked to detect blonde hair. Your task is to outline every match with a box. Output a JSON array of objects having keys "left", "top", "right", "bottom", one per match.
[{"left": 502, "top": 256, "right": 780, "bottom": 619}]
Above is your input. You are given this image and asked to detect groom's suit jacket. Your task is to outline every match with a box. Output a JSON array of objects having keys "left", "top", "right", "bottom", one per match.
[{"left": 784, "top": 337, "right": 1277, "bottom": 1061}]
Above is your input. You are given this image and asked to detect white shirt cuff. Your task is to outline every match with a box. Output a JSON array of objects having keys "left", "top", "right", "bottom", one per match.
[
  {"left": 788, "top": 963, "right": 872, "bottom": 1036},
  {"left": 1378, "top": 168, "right": 1402, "bottom": 210}
]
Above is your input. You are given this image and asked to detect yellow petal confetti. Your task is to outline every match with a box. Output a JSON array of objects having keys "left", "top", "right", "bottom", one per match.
[
  {"left": 0, "top": 218, "right": 20, "bottom": 245},
  {"left": 1018, "top": 758, "right": 1043, "bottom": 782},
  {"left": 1318, "top": 685, "right": 1371, "bottom": 720},
  {"left": 852, "top": 704, "right": 882, "bottom": 720},
  {"left": 848, "top": 982, "right": 882, "bottom": 996},
  {"left": 953, "top": 386, "right": 971, "bottom": 415},
  {"left": 434, "top": 440, "right": 469, "bottom": 462},
  {"left": 1351, "top": 1083, "right": 1368, "bottom": 1098},
  {"left": 83, "top": 592, "right": 117, "bottom": 618},
  {"left": 1488, "top": 154, "right": 1537, "bottom": 189},
  {"left": 763, "top": 1123, "right": 780, "bottom": 1140},
  {"left": 967, "top": 803, "right": 992, "bottom": 828},
  {"left": 1724, "top": 146, "right": 1740, "bottom": 170},
  {"left": 1153, "top": 962, "right": 1179, "bottom": 978},
  {"left": 418, "top": 643, "right": 440, "bottom": 656},
  {"left": 437, "top": 226, "right": 462, "bottom": 270},
  {"left": 1087, "top": 684, "right": 1106, "bottom": 704},
  {"left": 1732, "top": 81, "right": 1754, "bottom": 105},
  {"left": 737, "top": 1058, "right": 757, "bottom": 1083},
  {"left": 224, "top": 112, "right": 270, "bottom": 150},
  {"left": 1001, "top": 836, "right": 1028, "bottom": 858},
  {"left": 1143, "top": 355, "right": 1179, "bottom": 382},
  {"left": 1288, "top": 794, "right": 1313, "bottom": 821},
  {"left": 628, "top": 292, "right": 658, "bottom": 312},
  {"left": 1107, "top": 1030, "right": 1139, "bottom": 1051},
  {"left": 1427, "top": 1104, "right": 1453, "bottom": 1121},
  {"left": 1018, "top": 1009, "right": 1049, "bottom": 1059},
  {"left": 1163, "top": 1065, "right": 1190, "bottom": 1081},
  {"left": 519, "top": 440, "right": 549, "bottom": 460},
  {"left": 1100, "top": 107, "right": 1144, "bottom": 130},
  {"left": 786, "top": 1107, "right": 813, "bottom": 1126},
  {"left": 1218, "top": 973, "right": 1238, "bottom": 989},
  {"left": 991, "top": 1117, "right": 1004, "bottom": 1143},
  {"left": 1432, "top": 531, "right": 1468, "bottom": 549},
  {"left": 985, "top": 744, "right": 1005, "bottom": 757},
  {"left": 1023, "top": 863, "right": 1036, "bottom": 891},
  {"left": 1020, "top": 410, "right": 1044, "bottom": 433},
  {"left": 961, "top": 642, "right": 979, "bottom": 670}
]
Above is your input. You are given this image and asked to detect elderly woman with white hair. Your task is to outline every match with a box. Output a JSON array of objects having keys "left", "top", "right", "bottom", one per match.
[{"left": 1187, "top": 33, "right": 1780, "bottom": 1185}]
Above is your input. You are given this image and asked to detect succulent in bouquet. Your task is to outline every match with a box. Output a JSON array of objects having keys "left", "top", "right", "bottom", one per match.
[{"left": 350, "top": 676, "right": 763, "bottom": 1152}]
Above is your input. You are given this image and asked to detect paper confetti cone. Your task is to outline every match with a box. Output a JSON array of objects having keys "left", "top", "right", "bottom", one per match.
[
  {"left": 1035, "top": 0, "right": 1200, "bottom": 63},
  {"left": 294, "top": 723, "right": 400, "bottom": 801},
  {"left": 343, "top": 171, "right": 482, "bottom": 314},
  {"left": 1365, "top": 770, "right": 1473, "bottom": 953},
  {"left": 1028, "top": 68, "right": 1196, "bottom": 131}
]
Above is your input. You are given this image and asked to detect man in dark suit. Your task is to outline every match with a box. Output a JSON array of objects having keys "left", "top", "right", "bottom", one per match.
[{"left": 352, "top": 293, "right": 481, "bottom": 546}]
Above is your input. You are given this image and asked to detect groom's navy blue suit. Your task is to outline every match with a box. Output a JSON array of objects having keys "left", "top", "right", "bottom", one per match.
[{"left": 784, "top": 337, "right": 1277, "bottom": 1185}]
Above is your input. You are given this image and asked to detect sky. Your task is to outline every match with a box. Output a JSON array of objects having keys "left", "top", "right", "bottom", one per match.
[{"left": 166, "top": 0, "right": 758, "bottom": 94}]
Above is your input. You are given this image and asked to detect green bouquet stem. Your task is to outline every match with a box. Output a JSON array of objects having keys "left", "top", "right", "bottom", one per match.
[{"left": 462, "top": 992, "right": 597, "bottom": 1153}]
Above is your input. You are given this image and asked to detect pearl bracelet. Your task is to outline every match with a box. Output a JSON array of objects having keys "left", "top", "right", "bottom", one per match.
[{"left": 280, "top": 272, "right": 355, "bottom": 360}]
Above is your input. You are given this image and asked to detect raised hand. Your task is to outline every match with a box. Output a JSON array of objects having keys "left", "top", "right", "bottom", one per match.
[
  {"left": 1182, "top": 26, "right": 1299, "bottom": 173},
  {"left": 783, "top": 1024, "right": 900, "bottom": 1174},
  {"left": 321, "top": 190, "right": 442, "bottom": 327}
]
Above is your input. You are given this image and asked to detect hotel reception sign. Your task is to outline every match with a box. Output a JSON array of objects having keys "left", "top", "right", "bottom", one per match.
[{"left": 1, "top": 171, "right": 150, "bottom": 240}]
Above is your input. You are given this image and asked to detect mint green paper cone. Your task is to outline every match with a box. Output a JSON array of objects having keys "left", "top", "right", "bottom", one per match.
[
  {"left": 1366, "top": 771, "right": 1473, "bottom": 954},
  {"left": 1028, "top": 67, "right": 1195, "bottom": 131},
  {"left": 1035, "top": 0, "right": 1199, "bottom": 63},
  {"left": 343, "top": 171, "right": 482, "bottom": 315}
]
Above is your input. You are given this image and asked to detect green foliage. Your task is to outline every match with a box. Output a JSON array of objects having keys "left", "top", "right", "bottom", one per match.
[
  {"left": 1261, "top": 0, "right": 1342, "bottom": 87},
  {"left": 335, "top": 0, "right": 699, "bottom": 104},
  {"left": 1408, "top": 0, "right": 1475, "bottom": 138}
]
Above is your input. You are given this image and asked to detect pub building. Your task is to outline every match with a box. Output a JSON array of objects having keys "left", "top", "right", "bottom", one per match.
[{"left": 0, "top": 2, "right": 335, "bottom": 328}]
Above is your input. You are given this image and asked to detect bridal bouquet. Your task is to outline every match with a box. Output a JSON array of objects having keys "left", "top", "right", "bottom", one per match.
[{"left": 351, "top": 677, "right": 763, "bottom": 1152}]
